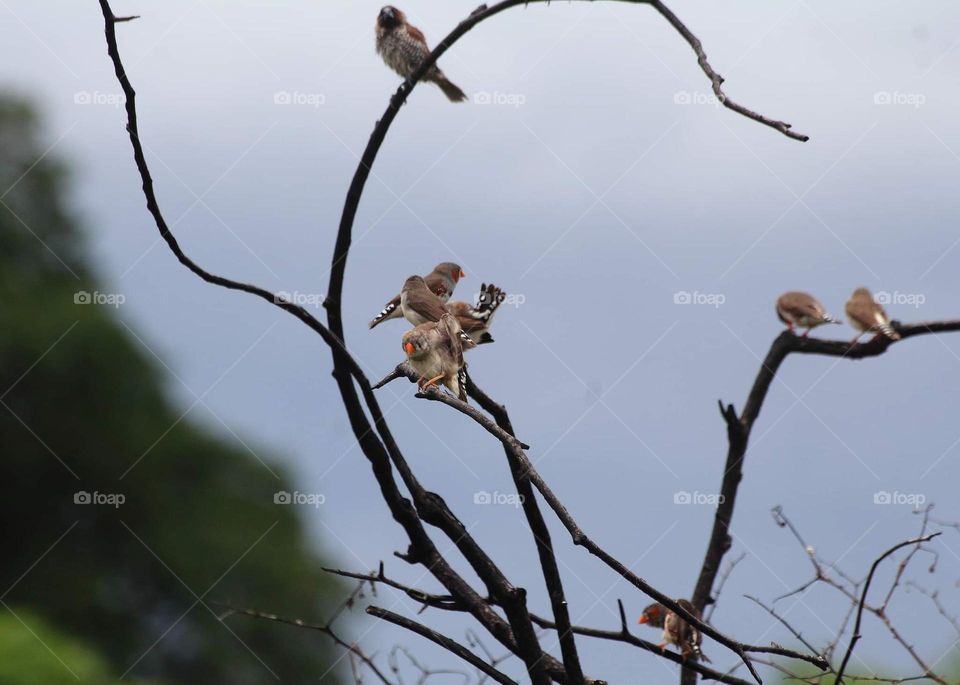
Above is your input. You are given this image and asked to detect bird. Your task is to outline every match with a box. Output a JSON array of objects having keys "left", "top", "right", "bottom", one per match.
[
  {"left": 446, "top": 283, "right": 506, "bottom": 345},
  {"left": 845, "top": 287, "right": 900, "bottom": 343},
  {"left": 369, "top": 262, "right": 464, "bottom": 329},
  {"left": 402, "top": 313, "right": 475, "bottom": 401},
  {"left": 638, "top": 600, "right": 710, "bottom": 663},
  {"left": 775, "top": 291, "right": 841, "bottom": 337},
  {"left": 401, "top": 275, "right": 476, "bottom": 348},
  {"left": 375, "top": 6, "right": 467, "bottom": 102}
]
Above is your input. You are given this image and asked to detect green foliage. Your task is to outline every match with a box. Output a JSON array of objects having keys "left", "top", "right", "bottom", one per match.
[
  {"left": 0, "top": 94, "right": 343, "bottom": 683},
  {"left": 0, "top": 609, "right": 158, "bottom": 685}
]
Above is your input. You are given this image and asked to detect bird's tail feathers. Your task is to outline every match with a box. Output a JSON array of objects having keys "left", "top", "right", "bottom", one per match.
[
  {"left": 456, "top": 365, "right": 468, "bottom": 403},
  {"left": 435, "top": 75, "right": 467, "bottom": 102},
  {"left": 879, "top": 322, "right": 901, "bottom": 340},
  {"left": 369, "top": 302, "right": 398, "bottom": 329}
]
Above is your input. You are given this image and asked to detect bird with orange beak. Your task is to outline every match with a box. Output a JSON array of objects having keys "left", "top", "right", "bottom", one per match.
[
  {"left": 639, "top": 601, "right": 709, "bottom": 662},
  {"left": 401, "top": 313, "right": 475, "bottom": 401}
]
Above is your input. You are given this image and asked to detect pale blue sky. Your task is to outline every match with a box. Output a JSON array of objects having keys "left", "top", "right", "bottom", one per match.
[{"left": 4, "top": 0, "right": 960, "bottom": 682}]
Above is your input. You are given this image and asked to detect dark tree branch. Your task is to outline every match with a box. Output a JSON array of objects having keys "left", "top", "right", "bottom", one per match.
[
  {"left": 529, "top": 606, "right": 755, "bottom": 685},
  {"left": 325, "top": 565, "right": 754, "bottom": 685},
  {"left": 367, "top": 606, "right": 519, "bottom": 685},
  {"left": 835, "top": 533, "right": 942, "bottom": 685},
  {"left": 407, "top": 373, "right": 828, "bottom": 680},
  {"left": 220, "top": 595, "right": 396, "bottom": 685},
  {"left": 687, "top": 323, "right": 960, "bottom": 685},
  {"left": 463, "top": 374, "right": 584, "bottom": 684},
  {"left": 645, "top": 0, "right": 808, "bottom": 141}
]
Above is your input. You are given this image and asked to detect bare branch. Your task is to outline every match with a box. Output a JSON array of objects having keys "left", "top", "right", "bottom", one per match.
[
  {"left": 835, "top": 533, "right": 942, "bottom": 685},
  {"left": 367, "top": 606, "right": 519, "bottom": 685},
  {"left": 220, "top": 601, "right": 395, "bottom": 685},
  {"left": 645, "top": 0, "right": 808, "bottom": 141}
]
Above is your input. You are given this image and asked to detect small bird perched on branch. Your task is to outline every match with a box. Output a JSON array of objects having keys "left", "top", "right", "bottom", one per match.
[
  {"left": 369, "top": 262, "right": 464, "bottom": 329},
  {"left": 639, "top": 601, "right": 710, "bottom": 663},
  {"left": 845, "top": 287, "right": 900, "bottom": 343},
  {"left": 401, "top": 275, "right": 476, "bottom": 348},
  {"left": 446, "top": 283, "right": 506, "bottom": 345},
  {"left": 402, "top": 313, "right": 475, "bottom": 401},
  {"left": 776, "top": 291, "right": 841, "bottom": 336},
  {"left": 375, "top": 6, "right": 468, "bottom": 102}
]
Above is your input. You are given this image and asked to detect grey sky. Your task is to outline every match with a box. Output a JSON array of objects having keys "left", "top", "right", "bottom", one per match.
[{"left": 4, "top": 0, "right": 960, "bottom": 682}]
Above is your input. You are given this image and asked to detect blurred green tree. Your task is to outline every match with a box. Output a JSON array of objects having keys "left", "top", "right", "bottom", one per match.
[{"left": 0, "top": 95, "right": 344, "bottom": 684}]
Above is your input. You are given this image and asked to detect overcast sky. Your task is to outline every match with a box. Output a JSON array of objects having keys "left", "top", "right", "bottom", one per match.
[{"left": 4, "top": 0, "right": 960, "bottom": 682}]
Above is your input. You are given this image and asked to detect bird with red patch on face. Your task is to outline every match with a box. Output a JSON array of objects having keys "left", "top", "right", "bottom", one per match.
[
  {"left": 375, "top": 6, "right": 468, "bottom": 102},
  {"left": 369, "top": 262, "right": 464, "bottom": 330},
  {"left": 639, "top": 601, "right": 710, "bottom": 663}
]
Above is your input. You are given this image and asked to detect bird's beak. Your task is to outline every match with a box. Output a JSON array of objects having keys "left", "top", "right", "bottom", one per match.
[
  {"left": 460, "top": 270, "right": 466, "bottom": 278},
  {"left": 404, "top": 342, "right": 415, "bottom": 355},
  {"left": 638, "top": 615, "right": 649, "bottom": 625}
]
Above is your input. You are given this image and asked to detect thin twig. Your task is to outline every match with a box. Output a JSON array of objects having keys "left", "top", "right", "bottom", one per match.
[
  {"left": 367, "top": 606, "right": 519, "bottom": 685},
  {"left": 835, "top": 533, "right": 942, "bottom": 685}
]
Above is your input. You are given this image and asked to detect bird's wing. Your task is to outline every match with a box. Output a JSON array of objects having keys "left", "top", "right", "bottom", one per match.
[
  {"left": 778, "top": 293, "right": 823, "bottom": 321},
  {"left": 412, "top": 287, "right": 450, "bottom": 321}
]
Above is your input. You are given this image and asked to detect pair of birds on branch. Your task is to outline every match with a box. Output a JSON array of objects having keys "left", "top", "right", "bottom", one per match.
[
  {"left": 776, "top": 286, "right": 901, "bottom": 342},
  {"left": 370, "top": 262, "right": 506, "bottom": 401}
]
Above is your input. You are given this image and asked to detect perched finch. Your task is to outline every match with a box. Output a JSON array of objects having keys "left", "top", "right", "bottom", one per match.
[
  {"left": 401, "top": 275, "right": 476, "bottom": 348},
  {"left": 375, "top": 6, "right": 467, "bottom": 102},
  {"left": 402, "top": 313, "right": 475, "bottom": 401},
  {"left": 446, "top": 283, "right": 506, "bottom": 345},
  {"left": 845, "top": 287, "right": 900, "bottom": 343},
  {"left": 639, "top": 601, "right": 710, "bottom": 663},
  {"left": 776, "top": 291, "right": 841, "bottom": 336},
  {"left": 369, "top": 262, "right": 464, "bottom": 329}
]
